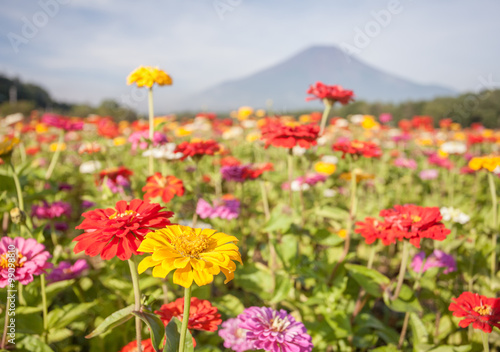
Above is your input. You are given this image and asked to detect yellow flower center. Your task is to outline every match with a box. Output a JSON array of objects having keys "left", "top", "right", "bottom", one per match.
[
  {"left": 411, "top": 215, "right": 422, "bottom": 222},
  {"left": 109, "top": 210, "right": 137, "bottom": 219},
  {"left": 473, "top": 305, "right": 492, "bottom": 316},
  {"left": 171, "top": 229, "right": 211, "bottom": 258},
  {"left": 0, "top": 252, "right": 24, "bottom": 269},
  {"left": 269, "top": 315, "right": 291, "bottom": 332}
]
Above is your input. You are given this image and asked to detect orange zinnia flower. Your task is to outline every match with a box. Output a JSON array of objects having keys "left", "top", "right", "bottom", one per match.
[{"left": 142, "top": 173, "right": 184, "bottom": 203}]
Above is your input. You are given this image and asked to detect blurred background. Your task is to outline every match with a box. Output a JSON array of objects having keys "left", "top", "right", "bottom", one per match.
[{"left": 1, "top": 0, "right": 500, "bottom": 125}]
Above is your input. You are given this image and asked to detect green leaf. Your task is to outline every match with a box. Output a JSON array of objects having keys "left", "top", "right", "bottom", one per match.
[
  {"left": 45, "top": 279, "right": 75, "bottom": 304},
  {"left": 47, "top": 302, "right": 96, "bottom": 330},
  {"left": 215, "top": 294, "right": 245, "bottom": 316},
  {"left": 383, "top": 284, "right": 423, "bottom": 313},
  {"left": 410, "top": 313, "right": 429, "bottom": 350},
  {"left": 270, "top": 273, "right": 293, "bottom": 303},
  {"left": 316, "top": 206, "right": 350, "bottom": 221},
  {"left": 164, "top": 317, "right": 194, "bottom": 352},
  {"left": 372, "top": 345, "right": 399, "bottom": 352},
  {"left": 274, "top": 234, "right": 298, "bottom": 270},
  {"left": 345, "top": 264, "right": 390, "bottom": 298},
  {"left": 17, "top": 335, "right": 54, "bottom": 352},
  {"left": 47, "top": 328, "right": 73, "bottom": 343},
  {"left": 427, "top": 346, "right": 472, "bottom": 352},
  {"left": 86, "top": 304, "right": 134, "bottom": 338},
  {"left": 132, "top": 310, "right": 165, "bottom": 352},
  {"left": 323, "top": 311, "right": 352, "bottom": 339}
]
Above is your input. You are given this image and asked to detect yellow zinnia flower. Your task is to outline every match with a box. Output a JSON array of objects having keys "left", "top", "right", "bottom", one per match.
[
  {"left": 314, "top": 161, "right": 336, "bottom": 175},
  {"left": 50, "top": 142, "right": 66, "bottom": 152},
  {"left": 127, "top": 66, "right": 173, "bottom": 88},
  {"left": 0, "top": 136, "right": 20, "bottom": 158},
  {"left": 137, "top": 225, "right": 242, "bottom": 288},
  {"left": 175, "top": 127, "right": 192, "bottom": 137},
  {"left": 237, "top": 106, "right": 254, "bottom": 121},
  {"left": 469, "top": 155, "right": 500, "bottom": 172}
]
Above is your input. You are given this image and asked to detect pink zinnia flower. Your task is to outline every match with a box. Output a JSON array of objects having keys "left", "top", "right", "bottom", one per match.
[
  {"left": 42, "top": 113, "right": 84, "bottom": 131},
  {"left": 419, "top": 169, "right": 439, "bottom": 180},
  {"left": 238, "top": 306, "right": 313, "bottom": 352},
  {"left": 379, "top": 113, "right": 392, "bottom": 123},
  {"left": 0, "top": 237, "right": 52, "bottom": 287},
  {"left": 47, "top": 259, "right": 89, "bottom": 283},
  {"left": 394, "top": 157, "right": 417, "bottom": 170},
  {"left": 196, "top": 197, "right": 240, "bottom": 220},
  {"left": 218, "top": 317, "right": 253, "bottom": 352},
  {"left": 128, "top": 130, "right": 168, "bottom": 151}
]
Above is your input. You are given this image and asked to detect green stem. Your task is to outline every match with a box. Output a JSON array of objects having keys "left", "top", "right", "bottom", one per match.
[
  {"left": 488, "top": 172, "right": 498, "bottom": 280},
  {"left": 367, "top": 245, "right": 376, "bottom": 269},
  {"left": 45, "top": 130, "right": 64, "bottom": 180},
  {"left": 397, "top": 312, "right": 410, "bottom": 349},
  {"left": 9, "top": 161, "right": 24, "bottom": 211},
  {"left": 319, "top": 99, "right": 333, "bottom": 135},
  {"left": 179, "top": 286, "right": 192, "bottom": 352},
  {"left": 482, "top": 331, "right": 490, "bottom": 352},
  {"left": 41, "top": 274, "right": 48, "bottom": 341},
  {"left": 392, "top": 240, "right": 410, "bottom": 301},
  {"left": 260, "top": 180, "right": 270, "bottom": 221},
  {"left": 148, "top": 87, "right": 155, "bottom": 176},
  {"left": 288, "top": 149, "right": 293, "bottom": 205},
  {"left": 128, "top": 258, "right": 142, "bottom": 351}
]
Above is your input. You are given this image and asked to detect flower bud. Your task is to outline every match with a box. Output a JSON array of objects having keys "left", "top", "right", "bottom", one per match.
[{"left": 10, "top": 207, "right": 26, "bottom": 225}]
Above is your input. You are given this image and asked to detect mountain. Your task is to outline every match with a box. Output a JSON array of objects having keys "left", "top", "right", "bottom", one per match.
[{"left": 175, "top": 45, "right": 456, "bottom": 112}]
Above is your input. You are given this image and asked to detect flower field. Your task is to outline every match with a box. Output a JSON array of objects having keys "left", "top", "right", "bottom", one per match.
[{"left": 1, "top": 73, "right": 500, "bottom": 352}]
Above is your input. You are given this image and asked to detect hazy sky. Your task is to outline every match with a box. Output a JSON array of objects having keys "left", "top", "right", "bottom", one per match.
[{"left": 1, "top": 0, "right": 499, "bottom": 112}]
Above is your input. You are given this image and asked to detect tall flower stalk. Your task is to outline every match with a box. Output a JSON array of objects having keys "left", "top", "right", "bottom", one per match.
[
  {"left": 178, "top": 286, "right": 192, "bottom": 352},
  {"left": 488, "top": 172, "right": 498, "bottom": 280},
  {"left": 45, "top": 130, "right": 64, "bottom": 180},
  {"left": 127, "top": 65, "right": 173, "bottom": 176},
  {"left": 128, "top": 258, "right": 143, "bottom": 351}
]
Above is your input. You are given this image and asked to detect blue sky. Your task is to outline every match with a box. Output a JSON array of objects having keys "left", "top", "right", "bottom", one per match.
[{"left": 1, "top": 0, "right": 499, "bottom": 112}]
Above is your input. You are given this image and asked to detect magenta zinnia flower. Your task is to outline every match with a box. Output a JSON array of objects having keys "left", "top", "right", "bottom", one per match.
[
  {"left": 239, "top": 307, "right": 313, "bottom": 352},
  {"left": 419, "top": 169, "right": 439, "bottom": 180},
  {"left": 128, "top": 130, "right": 168, "bottom": 151},
  {"left": 0, "top": 237, "right": 52, "bottom": 287},
  {"left": 32, "top": 201, "right": 72, "bottom": 220},
  {"left": 218, "top": 318, "right": 253, "bottom": 352},
  {"left": 411, "top": 250, "right": 457, "bottom": 274},
  {"left": 42, "top": 113, "right": 84, "bottom": 131},
  {"left": 47, "top": 259, "right": 89, "bottom": 283},
  {"left": 394, "top": 157, "right": 417, "bottom": 170}
]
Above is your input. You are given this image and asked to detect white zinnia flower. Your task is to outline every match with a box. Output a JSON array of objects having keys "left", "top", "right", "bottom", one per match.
[
  {"left": 79, "top": 160, "right": 102, "bottom": 174},
  {"left": 440, "top": 207, "right": 470, "bottom": 224}
]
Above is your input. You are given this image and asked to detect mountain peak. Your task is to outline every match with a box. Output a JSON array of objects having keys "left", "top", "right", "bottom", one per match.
[{"left": 175, "top": 45, "right": 455, "bottom": 112}]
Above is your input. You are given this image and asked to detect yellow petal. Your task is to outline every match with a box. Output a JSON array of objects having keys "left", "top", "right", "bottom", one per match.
[
  {"left": 173, "top": 265, "right": 193, "bottom": 288},
  {"left": 137, "top": 256, "right": 159, "bottom": 274},
  {"left": 173, "top": 257, "right": 190, "bottom": 268},
  {"left": 193, "top": 269, "right": 214, "bottom": 286},
  {"left": 220, "top": 267, "right": 234, "bottom": 284}
]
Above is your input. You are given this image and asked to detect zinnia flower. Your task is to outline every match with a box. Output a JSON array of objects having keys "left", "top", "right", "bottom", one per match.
[
  {"left": 469, "top": 155, "right": 500, "bottom": 173},
  {"left": 238, "top": 306, "right": 313, "bottom": 352},
  {"left": 175, "top": 140, "right": 220, "bottom": 160},
  {"left": 0, "top": 237, "right": 52, "bottom": 287},
  {"left": 74, "top": 199, "right": 174, "bottom": 260},
  {"left": 119, "top": 338, "right": 156, "bottom": 352},
  {"left": 32, "top": 201, "right": 72, "bottom": 220},
  {"left": 0, "top": 135, "right": 19, "bottom": 159},
  {"left": 128, "top": 130, "right": 168, "bottom": 151},
  {"left": 218, "top": 317, "right": 253, "bottom": 352},
  {"left": 142, "top": 173, "right": 185, "bottom": 203},
  {"left": 137, "top": 225, "right": 242, "bottom": 288},
  {"left": 127, "top": 66, "right": 173, "bottom": 88},
  {"left": 260, "top": 120, "right": 319, "bottom": 149},
  {"left": 394, "top": 157, "right": 417, "bottom": 170},
  {"left": 440, "top": 207, "right": 470, "bottom": 224},
  {"left": 155, "top": 297, "right": 222, "bottom": 332},
  {"left": 419, "top": 169, "right": 439, "bottom": 180},
  {"left": 98, "top": 166, "right": 133, "bottom": 194},
  {"left": 411, "top": 250, "right": 456, "bottom": 274},
  {"left": 196, "top": 197, "right": 240, "bottom": 220},
  {"left": 449, "top": 292, "right": 500, "bottom": 333},
  {"left": 380, "top": 204, "right": 451, "bottom": 248},
  {"left": 333, "top": 140, "right": 382, "bottom": 159},
  {"left": 41, "top": 113, "right": 84, "bottom": 131},
  {"left": 47, "top": 259, "right": 89, "bottom": 283},
  {"left": 306, "top": 82, "right": 354, "bottom": 105}
]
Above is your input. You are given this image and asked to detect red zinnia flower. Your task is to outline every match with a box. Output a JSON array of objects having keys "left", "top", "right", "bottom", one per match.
[
  {"left": 332, "top": 140, "right": 382, "bottom": 159},
  {"left": 26, "top": 146, "right": 41, "bottom": 155},
  {"left": 142, "top": 173, "right": 184, "bottom": 203},
  {"left": 260, "top": 119, "right": 319, "bottom": 149},
  {"left": 156, "top": 297, "right": 222, "bottom": 332},
  {"left": 306, "top": 82, "right": 354, "bottom": 105},
  {"left": 242, "top": 163, "right": 274, "bottom": 180},
  {"left": 175, "top": 140, "right": 220, "bottom": 160},
  {"left": 119, "top": 338, "right": 156, "bottom": 352},
  {"left": 74, "top": 199, "right": 173, "bottom": 260},
  {"left": 98, "top": 166, "right": 133, "bottom": 185},
  {"left": 380, "top": 204, "right": 451, "bottom": 248},
  {"left": 97, "top": 118, "right": 120, "bottom": 139},
  {"left": 219, "top": 156, "right": 242, "bottom": 167},
  {"left": 449, "top": 292, "right": 500, "bottom": 333},
  {"left": 355, "top": 217, "right": 395, "bottom": 246}
]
